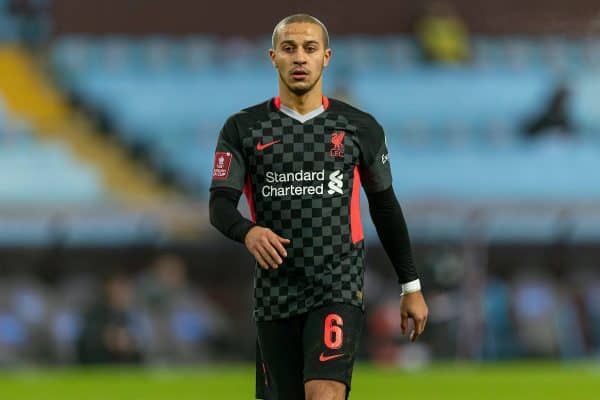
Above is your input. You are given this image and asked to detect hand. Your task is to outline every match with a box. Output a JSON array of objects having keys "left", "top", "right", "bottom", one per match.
[
  {"left": 400, "top": 291, "right": 428, "bottom": 342},
  {"left": 244, "top": 226, "right": 290, "bottom": 270}
]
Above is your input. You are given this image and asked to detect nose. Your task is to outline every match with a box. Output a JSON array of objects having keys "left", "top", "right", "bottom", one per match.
[{"left": 292, "top": 49, "right": 308, "bottom": 65}]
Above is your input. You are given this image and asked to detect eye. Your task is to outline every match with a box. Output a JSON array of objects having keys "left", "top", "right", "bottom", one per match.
[
  {"left": 305, "top": 46, "right": 317, "bottom": 53},
  {"left": 282, "top": 46, "right": 294, "bottom": 53}
]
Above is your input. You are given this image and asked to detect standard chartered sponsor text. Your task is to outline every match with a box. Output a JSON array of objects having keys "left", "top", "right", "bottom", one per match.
[
  {"left": 265, "top": 170, "right": 325, "bottom": 183},
  {"left": 262, "top": 169, "right": 342, "bottom": 197},
  {"left": 262, "top": 184, "right": 324, "bottom": 197}
]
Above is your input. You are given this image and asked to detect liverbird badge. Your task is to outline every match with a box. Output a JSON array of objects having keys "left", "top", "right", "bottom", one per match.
[{"left": 330, "top": 131, "right": 345, "bottom": 158}]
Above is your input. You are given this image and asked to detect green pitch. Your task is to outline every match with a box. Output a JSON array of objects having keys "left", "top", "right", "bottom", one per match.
[{"left": 0, "top": 362, "right": 598, "bottom": 399}]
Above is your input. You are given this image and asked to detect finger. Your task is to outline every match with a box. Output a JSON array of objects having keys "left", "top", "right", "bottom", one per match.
[
  {"left": 256, "top": 245, "right": 276, "bottom": 268},
  {"left": 410, "top": 316, "right": 427, "bottom": 342},
  {"left": 415, "top": 316, "right": 427, "bottom": 336},
  {"left": 410, "top": 329, "right": 419, "bottom": 342},
  {"left": 269, "top": 235, "right": 288, "bottom": 258},
  {"left": 277, "top": 234, "right": 291, "bottom": 244},
  {"left": 264, "top": 240, "right": 283, "bottom": 265},
  {"left": 252, "top": 250, "right": 269, "bottom": 270},
  {"left": 420, "top": 316, "right": 428, "bottom": 335},
  {"left": 400, "top": 312, "right": 408, "bottom": 335},
  {"left": 257, "top": 245, "right": 278, "bottom": 269}
]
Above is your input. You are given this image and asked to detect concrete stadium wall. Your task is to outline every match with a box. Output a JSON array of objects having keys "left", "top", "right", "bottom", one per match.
[{"left": 51, "top": 0, "right": 600, "bottom": 36}]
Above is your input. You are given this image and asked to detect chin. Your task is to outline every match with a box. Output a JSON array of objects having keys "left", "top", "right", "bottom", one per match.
[
  {"left": 288, "top": 81, "right": 315, "bottom": 96},
  {"left": 291, "top": 88, "right": 312, "bottom": 96}
]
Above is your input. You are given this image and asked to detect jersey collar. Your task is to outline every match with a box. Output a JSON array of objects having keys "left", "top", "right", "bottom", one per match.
[{"left": 272, "top": 95, "right": 330, "bottom": 123}]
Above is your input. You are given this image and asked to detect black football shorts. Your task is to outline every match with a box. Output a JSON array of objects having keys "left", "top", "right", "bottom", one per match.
[{"left": 255, "top": 302, "right": 364, "bottom": 400}]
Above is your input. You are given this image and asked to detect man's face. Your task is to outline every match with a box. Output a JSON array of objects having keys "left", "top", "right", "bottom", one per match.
[{"left": 270, "top": 22, "right": 331, "bottom": 96}]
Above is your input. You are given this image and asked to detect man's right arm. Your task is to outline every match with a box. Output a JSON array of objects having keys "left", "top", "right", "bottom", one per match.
[
  {"left": 209, "top": 115, "right": 255, "bottom": 243},
  {"left": 209, "top": 188, "right": 289, "bottom": 269},
  {"left": 209, "top": 187, "right": 255, "bottom": 243},
  {"left": 208, "top": 115, "right": 290, "bottom": 269}
]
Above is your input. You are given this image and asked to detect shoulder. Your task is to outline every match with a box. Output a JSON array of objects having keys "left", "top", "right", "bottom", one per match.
[
  {"left": 327, "top": 98, "right": 383, "bottom": 133},
  {"left": 328, "top": 98, "right": 387, "bottom": 162},
  {"left": 232, "top": 99, "right": 272, "bottom": 124},
  {"left": 241, "top": 98, "right": 272, "bottom": 116},
  {"left": 221, "top": 99, "right": 272, "bottom": 137}
]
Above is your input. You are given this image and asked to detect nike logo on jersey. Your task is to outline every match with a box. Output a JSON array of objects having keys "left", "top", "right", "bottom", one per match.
[
  {"left": 319, "top": 353, "right": 345, "bottom": 362},
  {"left": 256, "top": 140, "right": 281, "bottom": 151}
]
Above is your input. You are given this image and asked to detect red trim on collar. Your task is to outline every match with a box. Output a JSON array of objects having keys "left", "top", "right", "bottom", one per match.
[{"left": 273, "top": 95, "right": 329, "bottom": 111}]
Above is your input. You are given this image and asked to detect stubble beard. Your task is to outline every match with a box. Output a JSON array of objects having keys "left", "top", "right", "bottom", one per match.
[{"left": 279, "top": 67, "right": 324, "bottom": 96}]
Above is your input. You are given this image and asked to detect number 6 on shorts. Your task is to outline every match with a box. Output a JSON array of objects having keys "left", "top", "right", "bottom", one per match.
[{"left": 324, "top": 313, "right": 344, "bottom": 349}]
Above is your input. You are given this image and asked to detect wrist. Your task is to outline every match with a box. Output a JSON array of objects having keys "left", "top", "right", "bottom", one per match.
[
  {"left": 400, "top": 278, "right": 421, "bottom": 296},
  {"left": 238, "top": 222, "right": 257, "bottom": 244}
]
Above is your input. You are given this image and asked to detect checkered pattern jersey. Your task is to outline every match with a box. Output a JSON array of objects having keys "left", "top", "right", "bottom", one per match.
[{"left": 210, "top": 96, "right": 392, "bottom": 321}]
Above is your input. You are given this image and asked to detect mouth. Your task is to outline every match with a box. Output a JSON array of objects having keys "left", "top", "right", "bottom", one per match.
[{"left": 291, "top": 69, "right": 309, "bottom": 80}]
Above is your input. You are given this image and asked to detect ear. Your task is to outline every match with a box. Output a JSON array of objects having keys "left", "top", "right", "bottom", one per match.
[
  {"left": 323, "top": 48, "right": 332, "bottom": 68},
  {"left": 269, "top": 49, "right": 277, "bottom": 69}
]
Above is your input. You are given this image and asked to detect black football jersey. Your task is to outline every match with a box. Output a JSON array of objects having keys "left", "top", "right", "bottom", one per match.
[{"left": 210, "top": 96, "right": 392, "bottom": 321}]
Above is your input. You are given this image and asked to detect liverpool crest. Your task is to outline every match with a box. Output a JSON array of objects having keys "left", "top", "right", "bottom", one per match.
[{"left": 330, "top": 131, "right": 345, "bottom": 158}]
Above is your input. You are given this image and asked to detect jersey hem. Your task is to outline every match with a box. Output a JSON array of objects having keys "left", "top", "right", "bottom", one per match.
[{"left": 253, "top": 299, "right": 364, "bottom": 322}]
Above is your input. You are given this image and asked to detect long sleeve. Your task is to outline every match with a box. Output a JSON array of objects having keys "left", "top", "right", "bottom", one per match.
[
  {"left": 366, "top": 186, "right": 418, "bottom": 284},
  {"left": 209, "top": 187, "right": 255, "bottom": 243},
  {"left": 355, "top": 113, "right": 420, "bottom": 290}
]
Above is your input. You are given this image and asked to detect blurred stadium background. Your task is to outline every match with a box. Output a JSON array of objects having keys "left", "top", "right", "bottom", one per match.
[{"left": 0, "top": 0, "right": 599, "bottom": 398}]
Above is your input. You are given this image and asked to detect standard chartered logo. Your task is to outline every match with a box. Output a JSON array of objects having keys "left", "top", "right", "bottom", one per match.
[
  {"left": 261, "top": 169, "right": 344, "bottom": 197},
  {"left": 327, "top": 170, "right": 343, "bottom": 195}
]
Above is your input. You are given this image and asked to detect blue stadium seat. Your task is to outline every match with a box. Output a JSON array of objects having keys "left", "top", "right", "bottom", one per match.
[
  {"left": 0, "top": 14, "right": 20, "bottom": 42},
  {"left": 50, "top": 35, "right": 600, "bottom": 203},
  {"left": 0, "top": 140, "right": 106, "bottom": 205}
]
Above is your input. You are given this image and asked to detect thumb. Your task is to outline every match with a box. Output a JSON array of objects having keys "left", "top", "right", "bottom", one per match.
[{"left": 400, "top": 311, "right": 408, "bottom": 335}]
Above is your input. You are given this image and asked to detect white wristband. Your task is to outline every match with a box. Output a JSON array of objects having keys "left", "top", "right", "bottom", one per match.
[{"left": 400, "top": 279, "right": 421, "bottom": 296}]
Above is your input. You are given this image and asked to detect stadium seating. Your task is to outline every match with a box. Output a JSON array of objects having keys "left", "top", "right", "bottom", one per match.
[
  {"left": 0, "top": 1, "right": 20, "bottom": 43},
  {"left": 0, "top": 97, "right": 106, "bottom": 205},
  {"left": 0, "top": 99, "right": 163, "bottom": 245},
  {"left": 50, "top": 36, "right": 600, "bottom": 203}
]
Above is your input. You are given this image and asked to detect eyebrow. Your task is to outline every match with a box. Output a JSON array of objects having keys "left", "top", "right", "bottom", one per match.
[{"left": 279, "top": 40, "right": 320, "bottom": 47}]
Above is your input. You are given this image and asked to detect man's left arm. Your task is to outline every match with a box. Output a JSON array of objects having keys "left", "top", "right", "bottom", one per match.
[
  {"left": 365, "top": 187, "right": 428, "bottom": 342},
  {"left": 358, "top": 115, "right": 428, "bottom": 342}
]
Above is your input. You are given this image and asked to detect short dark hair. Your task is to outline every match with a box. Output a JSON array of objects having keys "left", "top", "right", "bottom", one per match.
[{"left": 272, "top": 14, "right": 330, "bottom": 49}]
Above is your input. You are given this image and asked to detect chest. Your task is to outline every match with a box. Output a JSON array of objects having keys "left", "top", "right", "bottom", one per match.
[{"left": 242, "top": 112, "right": 361, "bottom": 174}]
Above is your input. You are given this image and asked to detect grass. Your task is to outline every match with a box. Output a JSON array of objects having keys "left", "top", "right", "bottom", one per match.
[{"left": 0, "top": 361, "right": 598, "bottom": 399}]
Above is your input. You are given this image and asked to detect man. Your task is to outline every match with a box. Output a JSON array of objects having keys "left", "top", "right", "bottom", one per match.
[{"left": 209, "top": 14, "right": 428, "bottom": 400}]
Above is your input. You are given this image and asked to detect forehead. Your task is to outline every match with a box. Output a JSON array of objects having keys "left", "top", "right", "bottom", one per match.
[{"left": 277, "top": 22, "right": 323, "bottom": 44}]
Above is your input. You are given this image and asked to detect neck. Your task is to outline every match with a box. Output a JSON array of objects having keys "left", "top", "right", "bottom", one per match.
[{"left": 278, "top": 81, "right": 323, "bottom": 115}]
